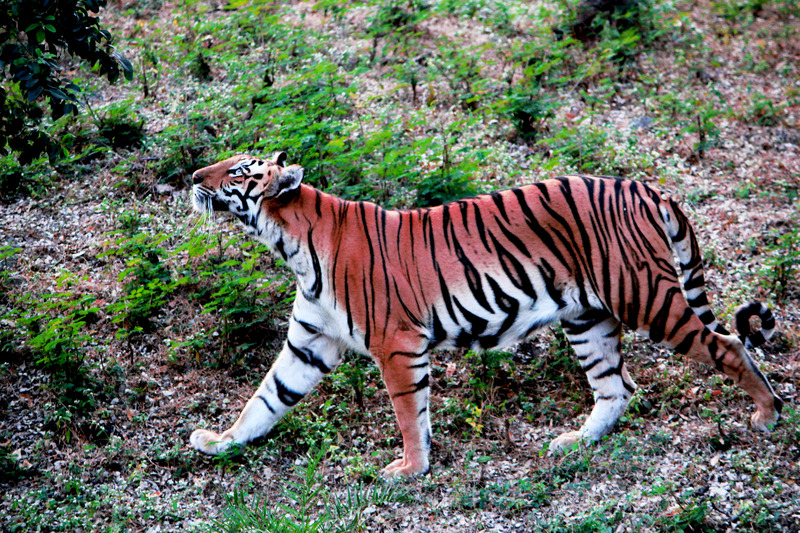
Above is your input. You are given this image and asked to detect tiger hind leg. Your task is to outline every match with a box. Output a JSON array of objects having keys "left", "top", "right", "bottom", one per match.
[
  {"left": 377, "top": 337, "right": 432, "bottom": 478},
  {"left": 549, "top": 309, "right": 636, "bottom": 453},
  {"left": 667, "top": 311, "right": 783, "bottom": 432}
]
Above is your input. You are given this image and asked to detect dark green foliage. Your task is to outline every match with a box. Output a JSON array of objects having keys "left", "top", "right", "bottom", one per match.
[
  {"left": 5, "top": 281, "right": 101, "bottom": 442},
  {"left": 0, "top": 0, "right": 132, "bottom": 165},
  {"left": 761, "top": 215, "right": 800, "bottom": 301},
  {"left": 506, "top": 85, "right": 556, "bottom": 141},
  {"left": 188, "top": 238, "right": 290, "bottom": 367},
  {"left": 367, "top": 1, "right": 423, "bottom": 38}
]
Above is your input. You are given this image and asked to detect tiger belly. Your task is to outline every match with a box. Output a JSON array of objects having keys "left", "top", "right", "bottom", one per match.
[{"left": 423, "top": 278, "right": 591, "bottom": 352}]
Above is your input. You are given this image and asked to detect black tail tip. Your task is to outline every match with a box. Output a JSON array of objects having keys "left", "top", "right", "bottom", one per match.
[{"left": 734, "top": 301, "right": 775, "bottom": 349}]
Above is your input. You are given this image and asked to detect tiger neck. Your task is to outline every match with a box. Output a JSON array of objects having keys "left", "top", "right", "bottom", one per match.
[{"left": 246, "top": 185, "right": 332, "bottom": 301}]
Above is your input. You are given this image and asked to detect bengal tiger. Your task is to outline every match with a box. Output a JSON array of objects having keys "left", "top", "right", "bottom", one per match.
[{"left": 189, "top": 152, "right": 782, "bottom": 477}]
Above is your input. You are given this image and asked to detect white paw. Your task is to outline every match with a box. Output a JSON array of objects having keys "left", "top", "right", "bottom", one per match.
[
  {"left": 379, "top": 457, "right": 429, "bottom": 480},
  {"left": 190, "top": 429, "right": 237, "bottom": 456},
  {"left": 548, "top": 430, "right": 584, "bottom": 454}
]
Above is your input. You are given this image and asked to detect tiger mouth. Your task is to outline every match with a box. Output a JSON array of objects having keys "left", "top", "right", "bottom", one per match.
[{"left": 193, "top": 187, "right": 230, "bottom": 214}]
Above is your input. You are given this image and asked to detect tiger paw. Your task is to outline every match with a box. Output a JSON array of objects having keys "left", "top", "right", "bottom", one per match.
[
  {"left": 380, "top": 457, "right": 429, "bottom": 479},
  {"left": 190, "top": 428, "right": 239, "bottom": 456},
  {"left": 750, "top": 408, "right": 780, "bottom": 432},
  {"left": 548, "top": 431, "right": 584, "bottom": 454}
]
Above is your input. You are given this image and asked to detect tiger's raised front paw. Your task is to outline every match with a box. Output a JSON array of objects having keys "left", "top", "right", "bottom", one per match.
[
  {"left": 190, "top": 428, "right": 238, "bottom": 456},
  {"left": 548, "top": 430, "right": 584, "bottom": 454}
]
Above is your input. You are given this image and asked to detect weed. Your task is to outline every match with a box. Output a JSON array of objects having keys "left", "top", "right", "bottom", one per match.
[
  {"left": 6, "top": 275, "right": 101, "bottom": 441},
  {"left": 103, "top": 231, "right": 177, "bottom": 336},
  {"left": 86, "top": 99, "right": 145, "bottom": 150},
  {"left": 539, "top": 123, "right": 609, "bottom": 173},
  {"left": 415, "top": 121, "right": 485, "bottom": 207},
  {"left": 0, "top": 152, "right": 57, "bottom": 200},
  {"left": 712, "top": 0, "right": 770, "bottom": 20},
  {"left": 210, "top": 445, "right": 411, "bottom": 533},
  {"left": 746, "top": 94, "right": 784, "bottom": 127},
  {"left": 504, "top": 84, "right": 557, "bottom": 141},
  {"left": 760, "top": 213, "right": 800, "bottom": 301},
  {"left": 176, "top": 232, "right": 290, "bottom": 366}
]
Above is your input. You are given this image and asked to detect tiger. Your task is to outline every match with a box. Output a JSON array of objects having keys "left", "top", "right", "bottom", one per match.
[{"left": 189, "top": 152, "right": 783, "bottom": 477}]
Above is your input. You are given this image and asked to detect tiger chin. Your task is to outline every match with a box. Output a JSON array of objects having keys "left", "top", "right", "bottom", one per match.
[{"left": 189, "top": 152, "right": 783, "bottom": 478}]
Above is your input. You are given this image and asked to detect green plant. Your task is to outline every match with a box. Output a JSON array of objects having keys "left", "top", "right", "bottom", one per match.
[
  {"left": 712, "top": 0, "right": 770, "bottom": 20},
  {"left": 504, "top": 84, "right": 556, "bottom": 140},
  {"left": 0, "top": 0, "right": 132, "bottom": 171},
  {"left": 761, "top": 216, "right": 800, "bottom": 301},
  {"left": 169, "top": 231, "right": 291, "bottom": 366},
  {"left": 272, "top": 398, "right": 346, "bottom": 453},
  {"left": 5, "top": 276, "right": 101, "bottom": 441},
  {"left": 539, "top": 123, "right": 609, "bottom": 172},
  {"left": 87, "top": 99, "right": 145, "bottom": 150},
  {"left": 415, "top": 121, "right": 485, "bottom": 207},
  {"left": 103, "top": 231, "right": 177, "bottom": 337},
  {"left": 747, "top": 94, "right": 784, "bottom": 127},
  {"left": 210, "top": 445, "right": 411, "bottom": 533}
]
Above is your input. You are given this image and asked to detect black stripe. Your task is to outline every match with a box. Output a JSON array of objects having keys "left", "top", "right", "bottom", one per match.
[
  {"left": 287, "top": 339, "right": 332, "bottom": 374},
  {"left": 490, "top": 191, "right": 510, "bottom": 223},
  {"left": 472, "top": 202, "right": 493, "bottom": 253},
  {"left": 683, "top": 273, "right": 705, "bottom": 291},
  {"left": 274, "top": 377, "right": 304, "bottom": 406},
  {"left": 453, "top": 236, "right": 493, "bottom": 313},
  {"left": 257, "top": 394, "right": 276, "bottom": 413},
  {"left": 667, "top": 307, "right": 696, "bottom": 340},
  {"left": 511, "top": 187, "right": 571, "bottom": 270},
  {"left": 485, "top": 275, "right": 519, "bottom": 340},
  {"left": 697, "top": 310, "right": 715, "bottom": 325},
  {"left": 306, "top": 228, "right": 323, "bottom": 299},
  {"left": 687, "top": 293, "right": 710, "bottom": 308},
  {"left": 674, "top": 329, "right": 698, "bottom": 355},
  {"left": 595, "top": 360, "right": 622, "bottom": 379},
  {"left": 393, "top": 374, "right": 429, "bottom": 398},
  {"left": 488, "top": 232, "right": 536, "bottom": 299},
  {"left": 494, "top": 214, "right": 531, "bottom": 258},
  {"left": 582, "top": 357, "right": 603, "bottom": 372},
  {"left": 294, "top": 319, "right": 320, "bottom": 334}
]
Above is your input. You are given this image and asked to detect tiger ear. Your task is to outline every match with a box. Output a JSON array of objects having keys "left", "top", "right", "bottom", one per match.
[
  {"left": 274, "top": 164, "right": 304, "bottom": 198},
  {"left": 272, "top": 151, "right": 287, "bottom": 167}
]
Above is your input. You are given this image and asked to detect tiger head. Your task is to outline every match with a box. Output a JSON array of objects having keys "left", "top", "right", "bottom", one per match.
[{"left": 191, "top": 151, "right": 304, "bottom": 219}]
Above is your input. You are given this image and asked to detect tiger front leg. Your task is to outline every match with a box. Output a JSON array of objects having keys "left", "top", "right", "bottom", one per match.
[
  {"left": 378, "top": 347, "right": 432, "bottom": 478},
  {"left": 190, "top": 313, "right": 343, "bottom": 456}
]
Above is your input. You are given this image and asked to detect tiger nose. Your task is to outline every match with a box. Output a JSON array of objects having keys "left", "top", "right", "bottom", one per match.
[{"left": 192, "top": 173, "right": 203, "bottom": 185}]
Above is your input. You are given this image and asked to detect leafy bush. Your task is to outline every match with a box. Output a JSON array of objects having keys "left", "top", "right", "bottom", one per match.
[
  {"left": 181, "top": 234, "right": 291, "bottom": 366},
  {"left": 0, "top": 0, "right": 132, "bottom": 174},
  {"left": 4, "top": 276, "right": 101, "bottom": 441},
  {"left": 89, "top": 100, "right": 145, "bottom": 150}
]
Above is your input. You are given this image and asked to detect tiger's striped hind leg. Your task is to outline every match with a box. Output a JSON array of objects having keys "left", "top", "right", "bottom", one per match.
[
  {"left": 190, "top": 311, "right": 343, "bottom": 456},
  {"left": 550, "top": 310, "right": 637, "bottom": 453},
  {"left": 662, "top": 307, "right": 783, "bottom": 432},
  {"left": 377, "top": 335, "right": 432, "bottom": 478}
]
